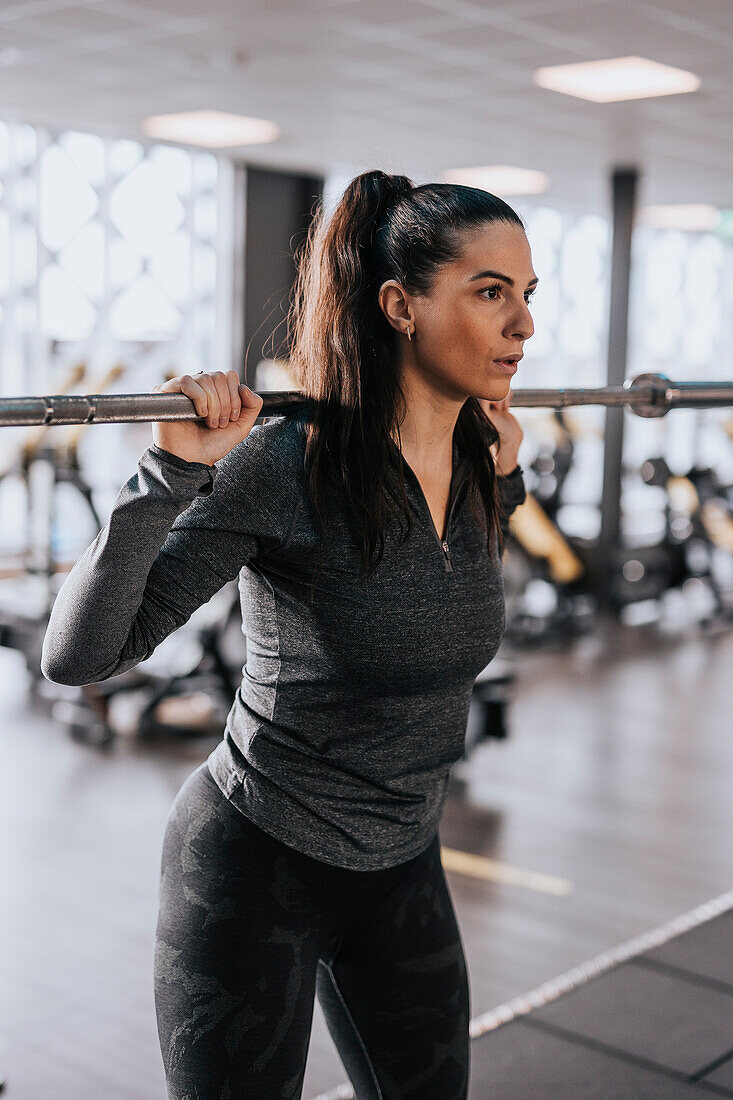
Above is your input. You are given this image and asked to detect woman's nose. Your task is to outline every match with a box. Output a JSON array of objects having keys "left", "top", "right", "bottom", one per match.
[{"left": 510, "top": 304, "right": 534, "bottom": 340}]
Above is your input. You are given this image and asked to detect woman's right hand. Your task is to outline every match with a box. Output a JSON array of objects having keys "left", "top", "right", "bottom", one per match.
[{"left": 151, "top": 370, "right": 264, "bottom": 467}]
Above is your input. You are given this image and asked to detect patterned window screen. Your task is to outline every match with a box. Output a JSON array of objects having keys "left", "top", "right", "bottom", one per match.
[{"left": 0, "top": 118, "right": 233, "bottom": 553}]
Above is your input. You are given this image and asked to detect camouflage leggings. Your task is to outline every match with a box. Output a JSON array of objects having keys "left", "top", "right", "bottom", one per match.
[{"left": 154, "top": 762, "right": 470, "bottom": 1099}]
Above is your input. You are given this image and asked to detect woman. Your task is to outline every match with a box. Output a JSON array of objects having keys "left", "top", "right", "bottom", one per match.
[{"left": 41, "top": 170, "right": 533, "bottom": 1099}]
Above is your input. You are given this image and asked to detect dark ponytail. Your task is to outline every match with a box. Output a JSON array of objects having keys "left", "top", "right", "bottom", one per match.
[{"left": 287, "top": 169, "right": 526, "bottom": 603}]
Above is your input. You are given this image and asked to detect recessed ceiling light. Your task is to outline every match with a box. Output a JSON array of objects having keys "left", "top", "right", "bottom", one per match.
[
  {"left": 533, "top": 56, "right": 700, "bottom": 103},
  {"left": 639, "top": 204, "right": 720, "bottom": 231},
  {"left": 442, "top": 165, "right": 549, "bottom": 196},
  {"left": 141, "top": 110, "right": 280, "bottom": 148}
]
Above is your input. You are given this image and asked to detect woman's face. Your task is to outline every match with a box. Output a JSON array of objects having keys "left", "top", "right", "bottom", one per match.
[{"left": 384, "top": 220, "right": 537, "bottom": 403}]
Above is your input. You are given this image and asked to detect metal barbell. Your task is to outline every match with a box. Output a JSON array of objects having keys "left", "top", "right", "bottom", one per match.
[{"left": 1, "top": 373, "right": 732, "bottom": 427}]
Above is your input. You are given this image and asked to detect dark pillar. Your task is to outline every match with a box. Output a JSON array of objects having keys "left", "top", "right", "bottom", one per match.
[
  {"left": 598, "top": 166, "right": 640, "bottom": 614},
  {"left": 237, "top": 166, "right": 323, "bottom": 386}
]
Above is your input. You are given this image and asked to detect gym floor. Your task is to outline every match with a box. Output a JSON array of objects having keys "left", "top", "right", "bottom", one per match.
[{"left": 1, "top": 613, "right": 732, "bottom": 1099}]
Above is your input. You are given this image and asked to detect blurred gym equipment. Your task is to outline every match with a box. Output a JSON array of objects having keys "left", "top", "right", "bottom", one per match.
[{"left": 609, "top": 454, "right": 733, "bottom": 623}]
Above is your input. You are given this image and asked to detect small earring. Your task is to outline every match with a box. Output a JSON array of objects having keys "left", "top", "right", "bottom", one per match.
[{"left": 406, "top": 325, "right": 413, "bottom": 341}]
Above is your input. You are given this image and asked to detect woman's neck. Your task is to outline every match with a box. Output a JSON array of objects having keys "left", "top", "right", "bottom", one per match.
[{"left": 391, "top": 367, "right": 464, "bottom": 476}]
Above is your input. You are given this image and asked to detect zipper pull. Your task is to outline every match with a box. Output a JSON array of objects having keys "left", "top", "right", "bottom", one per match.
[{"left": 442, "top": 541, "right": 453, "bottom": 572}]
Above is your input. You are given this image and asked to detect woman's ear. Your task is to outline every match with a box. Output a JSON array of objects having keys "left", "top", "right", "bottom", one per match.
[{"left": 376, "top": 277, "right": 411, "bottom": 332}]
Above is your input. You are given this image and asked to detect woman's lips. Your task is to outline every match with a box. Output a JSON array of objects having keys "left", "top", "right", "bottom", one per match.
[{"left": 493, "top": 359, "right": 518, "bottom": 373}]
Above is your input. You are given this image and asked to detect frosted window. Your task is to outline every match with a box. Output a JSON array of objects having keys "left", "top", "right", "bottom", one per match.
[
  {"left": 0, "top": 116, "right": 231, "bottom": 484},
  {"left": 108, "top": 139, "right": 142, "bottom": 176},
  {"left": 0, "top": 210, "right": 8, "bottom": 296},
  {"left": 59, "top": 221, "right": 105, "bottom": 303},
  {"left": 15, "top": 296, "right": 38, "bottom": 333},
  {"left": 60, "top": 131, "right": 106, "bottom": 187},
  {"left": 12, "top": 176, "right": 36, "bottom": 215},
  {"left": 149, "top": 144, "right": 192, "bottom": 197},
  {"left": 12, "top": 124, "right": 36, "bottom": 167},
  {"left": 194, "top": 302, "right": 216, "bottom": 342},
  {"left": 149, "top": 231, "right": 191, "bottom": 306},
  {"left": 193, "top": 245, "right": 217, "bottom": 297},
  {"left": 40, "top": 265, "right": 96, "bottom": 340},
  {"left": 110, "top": 275, "right": 182, "bottom": 341},
  {"left": 13, "top": 223, "right": 37, "bottom": 288},
  {"left": 626, "top": 223, "right": 731, "bottom": 486},
  {"left": 109, "top": 236, "right": 142, "bottom": 288},
  {"left": 194, "top": 194, "right": 217, "bottom": 240},
  {"left": 109, "top": 161, "right": 185, "bottom": 257},
  {"left": 194, "top": 153, "right": 218, "bottom": 190},
  {"left": 39, "top": 146, "right": 99, "bottom": 252}
]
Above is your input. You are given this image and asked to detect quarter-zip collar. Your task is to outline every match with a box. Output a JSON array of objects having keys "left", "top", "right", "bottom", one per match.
[{"left": 391, "top": 435, "right": 470, "bottom": 574}]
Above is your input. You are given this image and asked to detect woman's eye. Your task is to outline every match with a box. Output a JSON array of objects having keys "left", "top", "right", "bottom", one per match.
[{"left": 482, "top": 283, "right": 535, "bottom": 303}]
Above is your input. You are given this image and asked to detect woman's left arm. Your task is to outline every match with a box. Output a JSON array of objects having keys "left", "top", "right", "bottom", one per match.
[
  {"left": 478, "top": 391, "right": 527, "bottom": 534},
  {"left": 478, "top": 390, "right": 524, "bottom": 477}
]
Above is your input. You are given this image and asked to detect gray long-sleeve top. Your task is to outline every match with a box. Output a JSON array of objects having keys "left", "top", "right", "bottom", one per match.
[{"left": 41, "top": 407, "right": 527, "bottom": 870}]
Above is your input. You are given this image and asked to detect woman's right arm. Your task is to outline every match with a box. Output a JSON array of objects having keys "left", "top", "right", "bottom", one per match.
[
  {"left": 41, "top": 446, "right": 252, "bottom": 685},
  {"left": 41, "top": 371, "right": 271, "bottom": 686}
]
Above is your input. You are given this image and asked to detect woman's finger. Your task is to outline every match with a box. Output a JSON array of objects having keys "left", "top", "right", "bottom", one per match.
[
  {"left": 178, "top": 375, "right": 210, "bottom": 420},
  {"left": 211, "top": 371, "right": 231, "bottom": 427},
  {"left": 196, "top": 375, "right": 221, "bottom": 428},
  {"left": 225, "top": 370, "right": 242, "bottom": 421}
]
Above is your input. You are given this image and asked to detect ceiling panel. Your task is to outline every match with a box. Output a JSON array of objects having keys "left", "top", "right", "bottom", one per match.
[
  {"left": 633, "top": 0, "right": 733, "bottom": 38},
  {"left": 328, "top": 0, "right": 458, "bottom": 30},
  {"left": 331, "top": 38, "right": 452, "bottom": 72},
  {"left": 0, "top": 0, "right": 730, "bottom": 214},
  {"left": 527, "top": 1, "right": 705, "bottom": 66},
  {"left": 13, "top": 3, "right": 144, "bottom": 37},
  {"left": 0, "top": 25, "right": 56, "bottom": 51},
  {"left": 425, "top": 19, "right": 590, "bottom": 60}
]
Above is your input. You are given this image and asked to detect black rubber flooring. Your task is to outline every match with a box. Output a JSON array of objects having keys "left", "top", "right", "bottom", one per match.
[{"left": 470, "top": 908, "right": 733, "bottom": 1098}]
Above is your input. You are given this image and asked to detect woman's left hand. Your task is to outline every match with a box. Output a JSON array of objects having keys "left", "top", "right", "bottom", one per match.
[{"left": 477, "top": 391, "right": 524, "bottom": 476}]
